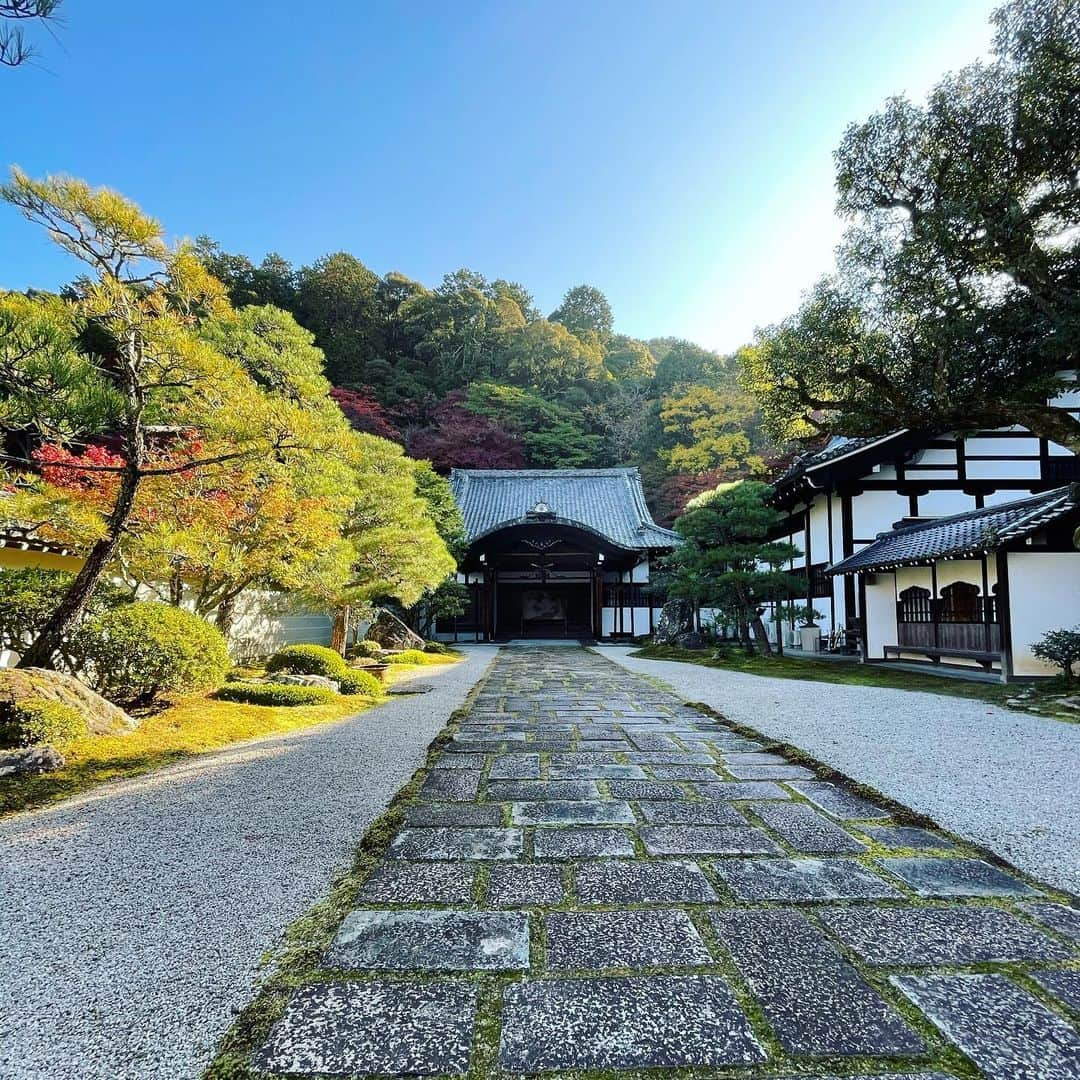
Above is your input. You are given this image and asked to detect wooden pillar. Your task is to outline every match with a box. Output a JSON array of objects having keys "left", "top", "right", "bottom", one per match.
[
  {"left": 981, "top": 554, "right": 992, "bottom": 656},
  {"left": 930, "top": 561, "right": 940, "bottom": 650},
  {"left": 996, "top": 549, "right": 1014, "bottom": 683}
]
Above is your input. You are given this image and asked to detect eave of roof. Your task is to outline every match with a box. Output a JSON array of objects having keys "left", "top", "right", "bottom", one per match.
[{"left": 826, "top": 485, "right": 1080, "bottom": 576}]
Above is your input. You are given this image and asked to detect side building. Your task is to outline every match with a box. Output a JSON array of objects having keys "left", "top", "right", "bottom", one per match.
[
  {"left": 764, "top": 417, "right": 1080, "bottom": 679},
  {"left": 441, "top": 468, "right": 680, "bottom": 641}
]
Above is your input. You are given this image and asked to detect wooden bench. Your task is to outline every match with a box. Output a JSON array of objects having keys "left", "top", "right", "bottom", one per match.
[{"left": 883, "top": 645, "right": 999, "bottom": 671}]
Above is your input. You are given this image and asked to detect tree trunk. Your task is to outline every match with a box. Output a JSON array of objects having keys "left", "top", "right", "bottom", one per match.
[
  {"left": 215, "top": 595, "right": 237, "bottom": 635},
  {"left": 331, "top": 606, "right": 349, "bottom": 655},
  {"left": 17, "top": 465, "right": 142, "bottom": 669},
  {"left": 168, "top": 572, "right": 183, "bottom": 606},
  {"left": 734, "top": 582, "right": 772, "bottom": 657}
]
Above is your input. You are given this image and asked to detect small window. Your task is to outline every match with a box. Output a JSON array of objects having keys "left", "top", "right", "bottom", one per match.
[
  {"left": 940, "top": 581, "right": 981, "bottom": 622},
  {"left": 898, "top": 585, "right": 932, "bottom": 622}
]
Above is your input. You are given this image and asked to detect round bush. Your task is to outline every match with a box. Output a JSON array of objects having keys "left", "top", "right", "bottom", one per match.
[
  {"left": 346, "top": 640, "right": 384, "bottom": 661},
  {"left": 75, "top": 602, "right": 231, "bottom": 705},
  {"left": 337, "top": 669, "right": 383, "bottom": 697},
  {"left": 265, "top": 644, "right": 347, "bottom": 678},
  {"left": 423, "top": 641, "right": 450, "bottom": 655},
  {"left": 215, "top": 681, "right": 336, "bottom": 707},
  {"left": 0, "top": 696, "right": 87, "bottom": 748}
]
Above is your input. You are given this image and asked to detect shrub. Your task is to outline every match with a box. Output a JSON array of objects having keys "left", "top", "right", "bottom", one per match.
[
  {"left": 385, "top": 648, "right": 455, "bottom": 666},
  {"left": 0, "top": 695, "right": 88, "bottom": 748},
  {"left": 347, "top": 640, "right": 385, "bottom": 661},
  {"left": 75, "top": 603, "right": 231, "bottom": 705},
  {"left": 215, "top": 681, "right": 336, "bottom": 707},
  {"left": 265, "top": 644, "right": 347, "bottom": 678},
  {"left": 423, "top": 640, "right": 450, "bottom": 654},
  {"left": 1031, "top": 626, "right": 1080, "bottom": 679},
  {"left": 337, "top": 669, "right": 383, "bottom": 696}
]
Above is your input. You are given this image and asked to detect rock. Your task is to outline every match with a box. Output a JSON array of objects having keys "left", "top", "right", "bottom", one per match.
[
  {"left": 676, "top": 631, "right": 709, "bottom": 651},
  {"left": 0, "top": 667, "right": 136, "bottom": 737},
  {"left": 388, "top": 683, "right": 434, "bottom": 695},
  {"left": 365, "top": 609, "right": 426, "bottom": 652},
  {"left": 275, "top": 673, "right": 340, "bottom": 692},
  {"left": 652, "top": 600, "right": 695, "bottom": 646},
  {"left": 0, "top": 745, "right": 65, "bottom": 777}
]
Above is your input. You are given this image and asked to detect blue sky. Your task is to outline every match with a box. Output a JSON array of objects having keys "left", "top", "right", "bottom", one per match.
[{"left": 2, "top": 0, "right": 998, "bottom": 352}]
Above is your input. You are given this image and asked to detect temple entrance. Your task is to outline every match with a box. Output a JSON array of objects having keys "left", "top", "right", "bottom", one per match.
[{"left": 496, "top": 582, "right": 593, "bottom": 639}]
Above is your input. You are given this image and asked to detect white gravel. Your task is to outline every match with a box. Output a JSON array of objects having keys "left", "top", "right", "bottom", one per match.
[
  {"left": 0, "top": 647, "right": 497, "bottom": 1080},
  {"left": 601, "top": 646, "right": 1080, "bottom": 896}
]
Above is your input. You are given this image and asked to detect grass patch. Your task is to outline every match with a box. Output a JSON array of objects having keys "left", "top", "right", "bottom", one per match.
[
  {"left": 0, "top": 692, "right": 371, "bottom": 819},
  {"left": 630, "top": 644, "right": 1078, "bottom": 722}
]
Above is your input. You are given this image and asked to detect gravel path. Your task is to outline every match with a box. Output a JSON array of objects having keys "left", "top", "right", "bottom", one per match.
[
  {"left": 0, "top": 647, "right": 497, "bottom": 1080},
  {"left": 601, "top": 647, "right": 1080, "bottom": 895}
]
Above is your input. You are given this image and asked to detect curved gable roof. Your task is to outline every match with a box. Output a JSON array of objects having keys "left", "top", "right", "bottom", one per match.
[{"left": 450, "top": 468, "right": 680, "bottom": 551}]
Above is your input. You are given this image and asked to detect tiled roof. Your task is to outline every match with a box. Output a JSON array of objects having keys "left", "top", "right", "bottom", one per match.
[
  {"left": 772, "top": 431, "right": 910, "bottom": 494},
  {"left": 450, "top": 468, "right": 680, "bottom": 551},
  {"left": 827, "top": 485, "right": 1080, "bottom": 575}
]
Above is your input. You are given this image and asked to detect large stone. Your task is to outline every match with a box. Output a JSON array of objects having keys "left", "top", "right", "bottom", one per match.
[
  {"left": 0, "top": 667, "right": 136, "bottom": 737},
  {"left": 713, "top": 857, "right": 903, "bottom": 902},
  {"left": 574, "top": 860, "right": 717, "bottom": 904},
  {"left": 364, "top": 608, "right": 425, "bottom": 651},
  {"left": 544, "top": 909, "right": 713, "bottom": 970},
  {"left": 276, "top": 673, "right": 339, "bottom": 691},
  {"left": 0, "top": 745, "right": 64, "bottom": 776},
  {"left": 877, "top": 856, "right": 1039, "bottom": 898},
  {"left": 652, "top": 599, "right": 695, "bottom": 645}
]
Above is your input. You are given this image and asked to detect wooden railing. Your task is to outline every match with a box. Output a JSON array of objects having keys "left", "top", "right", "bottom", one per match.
[{"left": 896, "top": 596, "right": 1001, "bottom": 655}]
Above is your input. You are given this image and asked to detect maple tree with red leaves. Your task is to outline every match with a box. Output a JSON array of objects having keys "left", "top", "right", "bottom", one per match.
[
  {"left": 407, "top": 391, "right": 526, "bottom": 472},
  {"left": 329, "top": 388, "right": 403, "bottom": 443}
]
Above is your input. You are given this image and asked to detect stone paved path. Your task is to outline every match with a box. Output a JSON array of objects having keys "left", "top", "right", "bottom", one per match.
[{"left": 249, "top": 646, "right": 1080, "bottom": 1078}]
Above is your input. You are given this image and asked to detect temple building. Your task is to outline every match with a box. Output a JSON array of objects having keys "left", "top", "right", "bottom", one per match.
[{"left": 440, "top": 468, "right": 680, "bottom": 641}]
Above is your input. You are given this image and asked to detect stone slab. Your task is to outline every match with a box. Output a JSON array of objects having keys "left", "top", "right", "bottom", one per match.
[
  {"left": 1032, "top": 969, "right": 1080, "bottom": 1012},
  {"left": 533, "top": 827, "right": 636, "bottom": 859},
  {"left": 387, "top": 827, "right": 523, "bottom": 861},
  {"left": 858, "top": 825, "right": 957, "bottom": 850},
  {"left": 628, "top": 733, "right": 683, "bottom": 751},
  {"left": 432, "top": 753, "right": 487, "bottom": 770},
  {"left": 325, "top": 909, "right": 529, "bottom": 971},
  {"left": 695, "top": 781, "right": 792, "bottom": 800},
  {"left": 647, "top": 764, "right": 722, "bottom": 780},
  {"left": 1019, "top": 902, "right": 1080, "bottom": 942},
  {"left": 725, "top": 763, "right": 816, "bottom": 780},
  {"left": 893, "top": 972, "right": 1080, "bottom": 1079},
  {"left": 713, "top": 858, "right": 903, "bottom": 901},
  {"left": 254, "top": 981, "right": 477, "bottom": 1076},
  {"left": 753, "top": 802, "right": 866, "bottom": 854},
  {"left": 712, "top": 909, "right": 926, "bottom": 1057},
  {"left": 418, "top": 770, "right": 481, "bottom": 802},
  {"left": 358, "top": 861, "right": 476, "bottom": 904},
  {"left": 574, "top": 859, "right": 717, "bottom": 904},
  {"left": 488, "top": 754, "right": 540, "bottom": 780},
  {"left": 486, "top": 864, "right": 565, "bottom": 908},
  {"left": 641, "top": 825, "right": 781, "bottom": 856},
  {"left": 607, "top": 780, "right": 688, "bottom": 800},
  {"left": 635, "top": 800, "right": 748, "bottom": 826},
  {"left": 626, "top": 751, "right": 715, "bottom": 765},
  {"left": 819, "top": 905, "right": 1072, "bottom": 965},
  {"left": 720, "top": 752, "right": 788, "bottom": 765},
  {"left": 789, "top": 781, "right": 891, "bottom": 820},
  {"left": 510, "top": 800, "right": 636, "bottom": 825},
  {"left": 405, "top": 803, "right": 503, "bottom": 827},
  {"left": 498, "top": 976, "right": 766, "bottom": 1071},
  {"left": 486, "top": 779, "right": 598, "bottom": 801},
  {"left": 548, "top": 763, "right": 647, "bottom": 779},
  {"left": 878, "top": 856, "right": 1040, "bottom": 897},
  {"left": 545, "top": 909, "right": 714, "bottom": 970}
]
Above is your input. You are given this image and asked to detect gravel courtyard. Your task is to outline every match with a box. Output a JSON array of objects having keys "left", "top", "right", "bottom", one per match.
[
  {"left": 242, "top": 646, "right": 1079, "bottom": 1079},
  {"left": 602, "top": 647, "right": 1080, "bottom": 895},
  {"left": 0, "top": 647, "right": 497, "bottom": 1080}
]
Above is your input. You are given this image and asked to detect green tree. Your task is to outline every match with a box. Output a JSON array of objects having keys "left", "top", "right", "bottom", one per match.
[
  {"left": 501, "top": 319, "right": 607, "bottom": 393},
  {"left": 658, "top": 384, "right": 764, "bottom": 475},
  {"left": 744, "top": 0, "right": 1080, "bottom": 450},
  {"left": 662, "top": 481, "right": 802, "bottom": 656},
  {"left": 550, "top": 284, "right": 614, "bottom": 340},
  {"left": 603, "top": 335, "right": 656, "bottom": 381},
  {"left": 0, "top": 170, "right": 319, "bottom": 668}
]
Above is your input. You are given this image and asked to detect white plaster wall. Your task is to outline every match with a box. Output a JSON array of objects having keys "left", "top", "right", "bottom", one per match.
[
  {"left": 1007, "top": 552, "right": 1080, "bottom": 676},
  {"left": 808, "top": 500, "right": 830, "bottom": 565},
  {"left": 227, "top": 593, "right": 333, "bottom": 660},
  {"left": 916, "top": 490, "right": 977, "bottom": 518},
  {"left": 863, "top": 573, "right": 898, "bottom": 659},
  {"left": 934, "top": 559, "right": 994, "bottom": 593},
  {"left": 967, "top": 458, "right": 1041, "bottom": 481},
  {"left": 631, "top": 560, "right": 649, "bottom": 583},
  {"left": 964, "top": 434, "right": 1040, "bottom": 456},
  {"left": 851, "top": 490, "right": 910, "bottom": 539}
]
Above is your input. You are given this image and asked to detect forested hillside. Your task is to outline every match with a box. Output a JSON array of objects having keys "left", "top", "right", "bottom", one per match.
[{"left": 196, "top": 240, "right": 780, "bottom": 522}]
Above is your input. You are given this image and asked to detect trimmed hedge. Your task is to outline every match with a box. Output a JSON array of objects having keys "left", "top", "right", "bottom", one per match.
[
  {"left": 265, "top": 644, "right": 347, "bottom": 678},
  {"left": 384, "top": 649, "right": 445, "bottom": 666},
  {"left": 347, "top": 640, "right": 385, "bottom": 660},
  {"left": 0, "top": 695, "right": 87, "bottom": 748},
  {"left": 337, "top": 669, "right": 383, "bottom": 697},
  {"left": 215, "top": 682, "right": 336, "bottom": 707},
  {"left": 75, "top": 602, "right": 231, "bottom": 705},
  {"left": 423, "top": 641, "right": 451, "bottom": 654}
]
